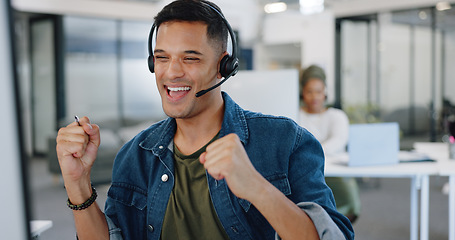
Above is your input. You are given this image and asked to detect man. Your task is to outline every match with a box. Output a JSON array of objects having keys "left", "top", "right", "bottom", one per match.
[{"left": 56, "top": 0, "right": 354, "bottom": 239}]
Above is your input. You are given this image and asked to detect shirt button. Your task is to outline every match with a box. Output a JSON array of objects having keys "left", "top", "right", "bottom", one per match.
[
  {"left": 161, "top": 174, "right": 169, "bottom": 182},
  {"left": 159, "top": 145, "right": 164, "bottom": 149},
  {"left": 147, "top": 224, "right": 154, "bottom": 232}
]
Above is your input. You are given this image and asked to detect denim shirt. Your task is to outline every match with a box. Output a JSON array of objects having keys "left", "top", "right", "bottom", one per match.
[{"left": 104, "top": 92, "right": 354, "bottom": 240}]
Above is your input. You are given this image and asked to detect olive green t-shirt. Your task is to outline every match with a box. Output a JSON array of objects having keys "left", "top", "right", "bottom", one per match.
[{"left": 160, "top": 133, "right": 229, "bottom": 240}]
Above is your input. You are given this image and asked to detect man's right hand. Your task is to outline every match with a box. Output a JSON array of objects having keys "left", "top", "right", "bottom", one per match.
[{"left": 56, "top": 116, "right": 100, "bottom": 203}]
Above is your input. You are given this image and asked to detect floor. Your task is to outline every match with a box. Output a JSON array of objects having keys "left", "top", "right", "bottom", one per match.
[{"left": 28, "top": 156, "right": 450, "bottom": 240}]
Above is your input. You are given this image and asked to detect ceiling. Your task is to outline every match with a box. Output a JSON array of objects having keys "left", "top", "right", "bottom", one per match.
[
  {"left": 114, "top": 0, "right": 358, "bottom": 10},
  {"left": 97, "top": 0, "right": 455, "bottom": 17},
  {"left": 14, "top": 0, "right": 455, "bottom": 18}
]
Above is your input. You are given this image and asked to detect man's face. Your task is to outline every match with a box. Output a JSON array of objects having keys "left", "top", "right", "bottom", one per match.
[{"left": 153, "top": 21, "right": 223, "bottom": 119}]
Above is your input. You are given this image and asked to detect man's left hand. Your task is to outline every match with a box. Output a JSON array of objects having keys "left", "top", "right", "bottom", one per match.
[{"left": 200, "top": 133, "right": 266, "bottom": 201}]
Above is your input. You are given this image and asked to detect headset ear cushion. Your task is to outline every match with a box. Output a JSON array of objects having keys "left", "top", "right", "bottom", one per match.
[
  {"left": 219, "top": 55, "right": 239, "bottom": 78},
  {"left": 219, "top": 55, "right": 230, "bottom": 77},
  {"left": 148, "top": 55, "right": 155, "bottom": 73}
]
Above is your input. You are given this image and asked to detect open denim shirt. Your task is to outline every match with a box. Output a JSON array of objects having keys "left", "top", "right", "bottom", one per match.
[{"left": 104, "top": 92, "right": 354, "bottom": 240}]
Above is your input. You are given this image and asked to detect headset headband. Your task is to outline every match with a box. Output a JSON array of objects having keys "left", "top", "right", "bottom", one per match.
[{"left": 147, "top": 1, "right": 239, "bottom": 79}]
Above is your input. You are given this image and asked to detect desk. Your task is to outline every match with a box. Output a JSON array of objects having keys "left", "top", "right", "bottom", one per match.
[
  {"left": 325, "top": 153, "right": 439, "bottom": 240},
  {"left": 30, "top": 220, "right": 52, "bottom": 239},
  {"left": 439, "top": 164, "right": 455, "bottom": 240},
  {"left": 414, "top": 142, "right": 455, "bottom": 240}
]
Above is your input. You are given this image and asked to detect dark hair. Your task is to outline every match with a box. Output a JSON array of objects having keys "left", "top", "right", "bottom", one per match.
[
  {"left": 299, "top": 64, "right": 327, "bottom": 101},
  {"left": 154, "top": 0, "right": 228, "bottom": 53}
]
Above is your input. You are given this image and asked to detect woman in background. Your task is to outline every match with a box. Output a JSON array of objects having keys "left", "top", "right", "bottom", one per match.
[{"left": 298, "top": 64, "right": 361, "bottom": 223}]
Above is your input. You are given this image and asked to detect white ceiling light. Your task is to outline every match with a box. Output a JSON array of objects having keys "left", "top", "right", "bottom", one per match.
[
  {"left": 300, "top": 0, "right": 324, "bottom": 15},
  {"left": 436, "top": 1, "right": 452, "bottom": 11},
  {"left": 264, "top": 2, "right": 287, "bottom": 14}
]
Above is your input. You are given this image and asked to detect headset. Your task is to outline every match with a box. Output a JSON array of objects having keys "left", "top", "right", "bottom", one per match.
[{"left": 147, "top": 1, "right": 239, "bottom": 97}]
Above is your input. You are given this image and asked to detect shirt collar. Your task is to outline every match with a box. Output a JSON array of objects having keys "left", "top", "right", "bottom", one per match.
[{"left": 139, "top": 91, "right": 249, "bottom": 154}]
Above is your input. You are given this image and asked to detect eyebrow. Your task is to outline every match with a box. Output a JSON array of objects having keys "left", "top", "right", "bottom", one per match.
[
  {"left": 154, "top": 49, "right": 203, "bottom": 55},
  {"left": 184, "top": 50, "right": 203, "bottom": 55}
]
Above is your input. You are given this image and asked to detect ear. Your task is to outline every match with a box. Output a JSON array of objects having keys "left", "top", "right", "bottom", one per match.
[{"left": 216, "top": 51, "right": 229, "bottom": 79}]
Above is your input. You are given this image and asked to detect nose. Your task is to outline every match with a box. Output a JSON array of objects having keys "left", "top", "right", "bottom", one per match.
[{"left": 165, "top": 58, "right": 184, "bottom": 79}]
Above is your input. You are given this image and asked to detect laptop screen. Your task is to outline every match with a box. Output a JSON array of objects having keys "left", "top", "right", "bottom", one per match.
[{"left": 348, "top": 122, "right": 400, "bottom": 167}]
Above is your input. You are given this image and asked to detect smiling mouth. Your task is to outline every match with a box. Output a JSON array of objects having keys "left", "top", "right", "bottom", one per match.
[{"left": 166, "top": 86, "right": 192, "bottom": 99}]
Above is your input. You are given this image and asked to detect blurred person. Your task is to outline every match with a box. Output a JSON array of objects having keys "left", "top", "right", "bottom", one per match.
[
  {"left": 298, "top": 65, "right": 361, "bottom": 223},
  {"left": 56, "top": 1, "right": 354, "bottom": 239}
]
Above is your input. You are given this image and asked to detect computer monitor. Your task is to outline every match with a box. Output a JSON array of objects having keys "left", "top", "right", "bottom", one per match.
[
  {"left": 0, "top": 0, "right": 32, "bottom": 239},
  {"left": 222, "top": 69, "right": 300, "bottom": 122}
]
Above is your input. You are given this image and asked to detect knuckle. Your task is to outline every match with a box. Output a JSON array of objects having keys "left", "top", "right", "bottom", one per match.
[
  {"left": 57, "top": 127, "right": 66, "bottom": 136},
  {"left": 228, "top": 133, "right": 239, "bottom": 140}
]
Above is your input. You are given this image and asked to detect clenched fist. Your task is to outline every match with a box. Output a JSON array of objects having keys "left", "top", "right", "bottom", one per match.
[
  {"left": 56, "top": 116, "right": 100, "bottom": 203},
  {"left": 200, "top": 133, "right": 267, "bottom": 201}
]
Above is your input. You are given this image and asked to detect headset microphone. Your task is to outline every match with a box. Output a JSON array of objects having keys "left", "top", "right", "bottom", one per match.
[
  {"left": 195, "top": 63, "right": 238, "bottom": 97},
  {"left": 148, "top": 1, "right": 239, "bottom": 98},
  {"left": 195, "top": 78, "right": 228, "bottom": 98}
]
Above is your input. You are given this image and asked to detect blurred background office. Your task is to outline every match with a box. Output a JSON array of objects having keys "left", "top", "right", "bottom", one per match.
[{"left": 6, "top": 0, "right": 455, "bottom": 239}]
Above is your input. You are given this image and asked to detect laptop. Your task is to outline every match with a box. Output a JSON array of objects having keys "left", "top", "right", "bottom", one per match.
[{"left": 348, "top": 122, "right": 400, "bottom": 167}]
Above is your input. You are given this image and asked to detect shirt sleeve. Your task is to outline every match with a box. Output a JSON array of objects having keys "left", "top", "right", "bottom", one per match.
[
  {"left": 275, "top": 202, "right": 347, "bottom": 240},
  {"left": 320, "top": 109, "right": 349, "bottom": 155},
  {"left": 287, "top": 123, "right": 354, "bottom": 239},
  {"left": 105, "top": 214, "right": 123, "bottom": 240}
]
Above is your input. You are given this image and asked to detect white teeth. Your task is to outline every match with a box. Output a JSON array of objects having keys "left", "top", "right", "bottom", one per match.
[{"left": 168, "top": 86, "right": 191, "bottom": 91}]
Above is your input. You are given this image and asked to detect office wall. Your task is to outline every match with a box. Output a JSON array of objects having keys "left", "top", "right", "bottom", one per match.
[
  {"left": 445, "top": 31, "right": 455, "bottom": 103},
  {"left": 341, "top": 21, "right": 372, "bottom": 106},
  {"left": 340, "top": 10, "right": 452, "bottom": 134},
  {"left": 222, "top": 69, "right": 300, "bottom": 122},
  {"left": 14, "top": 13, "right": 33, "bottom": 155},
  {"left": 331, "top": 0, "right": 455, "bottom": 17},
  {"left": 30, "top": 19, "right": 57, "bottom": 154},
  {"left": 12, "top": 0, "right": 261, "bottom": 47},
  {"left": 63, "top": 16, "right": 165, "bottom": 125},
  {"left": 12, "top": 0, "right": 161, "bottom": 21},
  {"left": 64, "top": 17, "right": 120, "bottom": 123},
  {"left": 259, "top": 11, "right": 335, "bottom": 102},
  {"left": 0, "top": 1, "right": 29, "bottom": 239},
  {"left": 377, "top": 11, "right": 441, "bottom": 130}
]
